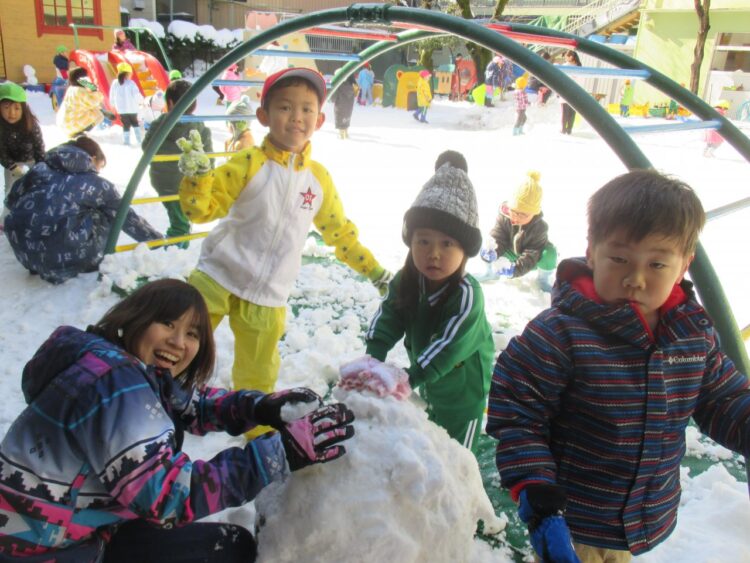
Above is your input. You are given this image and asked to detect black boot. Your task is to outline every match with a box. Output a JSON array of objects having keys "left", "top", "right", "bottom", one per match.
[{"left": 485, "top": 97, "right": 494, "bottom": 108}]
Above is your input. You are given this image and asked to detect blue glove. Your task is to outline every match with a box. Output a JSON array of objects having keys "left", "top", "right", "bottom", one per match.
[
  {"left": 480, "top": 248, "right": 498, "bottom": 263},
  {"left": 495, "top": 256, "right": 516, "bottom": 277},
  {"left": 518, "top": 484, "right": 581, "bottom": 563}
]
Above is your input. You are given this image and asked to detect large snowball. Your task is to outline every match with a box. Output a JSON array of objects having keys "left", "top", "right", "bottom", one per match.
[{"left": 254, "top": 389, "right": 503, "bottom": 562}]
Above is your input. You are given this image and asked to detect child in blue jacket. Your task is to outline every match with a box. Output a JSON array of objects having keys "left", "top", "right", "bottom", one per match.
[
  {"left": 486, "top": 170, "right": 750, "bottom": 562},
  {"left": 4, "top": 136, "right": 162, "bottom": 283}
]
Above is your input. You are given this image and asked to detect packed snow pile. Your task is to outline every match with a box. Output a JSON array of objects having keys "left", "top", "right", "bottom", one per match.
[{"left": 254, "top": 388, "right": 506, "bottom": 563}]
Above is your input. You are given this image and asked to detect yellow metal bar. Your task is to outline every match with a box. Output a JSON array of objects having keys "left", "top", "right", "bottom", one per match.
[
  {"left": 131, "top": 195, "right": 179, "bottom": 205},
  {"left": 151, "top": 151, "right": 237, "bottom": 162},
  {"left": 742, "top": 324, "right": 750, "bottom": 342},
  {"left": 114, "top": 231, "right": 209, "bottom": 252}
]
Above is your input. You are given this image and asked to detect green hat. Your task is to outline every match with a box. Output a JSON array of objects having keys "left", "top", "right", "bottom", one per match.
[
  {"left": 56, "top": 45, "right": 68, "bottom": 54},
  {"left": 169, "top": 69, "right": 183, "bottom": 81},
  {"left": 0, "top": 82, "right": 27, "bottom": 103}
]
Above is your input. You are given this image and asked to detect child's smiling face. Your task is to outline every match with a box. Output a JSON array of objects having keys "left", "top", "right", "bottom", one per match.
[
  {"left": 586, "top": 229, "right": 692, "bottom": 330},
  {"left": 256, "top": 82, "right": 324, "bottom": 153}
]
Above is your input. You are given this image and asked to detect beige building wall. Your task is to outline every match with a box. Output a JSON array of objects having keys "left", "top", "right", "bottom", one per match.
[{"left": 0, "top": 0, "right": 121, "bottom": 84}]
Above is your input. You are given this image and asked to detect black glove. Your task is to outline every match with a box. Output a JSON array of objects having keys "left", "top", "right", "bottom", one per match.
[
  {"left": 518, "top": 484, "right": 580, "bottom": 563},
  {"left": 254, "top": 388, "right": 322, "bottom": 430},
  {"left": 281, "top": 403, "right": 355, "bottom": 471}
]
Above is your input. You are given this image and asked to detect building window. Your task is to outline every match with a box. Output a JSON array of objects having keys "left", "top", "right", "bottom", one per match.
[
  {"left": 710, "top": 33, "right": 750, "bottom": 73},
  {"left": 35, "top": 0, "right": 103, "bottom": 39}
]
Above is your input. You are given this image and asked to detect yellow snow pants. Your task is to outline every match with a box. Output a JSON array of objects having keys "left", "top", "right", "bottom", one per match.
[{"left": 189, "top": 270, "right": 286, "bottom": 439}]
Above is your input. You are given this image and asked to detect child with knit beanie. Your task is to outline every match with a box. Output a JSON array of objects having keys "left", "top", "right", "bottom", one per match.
[
  {"left": 481, "top": 171, "right": 557, "bottom": 291},
  {"left": 365, "top": 150, "right": 495, "bottom": 453}
]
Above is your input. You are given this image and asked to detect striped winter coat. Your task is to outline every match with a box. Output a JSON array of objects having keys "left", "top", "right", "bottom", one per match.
[{"left": 486, "top": 257, "right": 750, "bottom": 555}]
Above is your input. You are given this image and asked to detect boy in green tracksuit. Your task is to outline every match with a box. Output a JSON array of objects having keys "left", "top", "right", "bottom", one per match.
[{"left": 365, "top": 151, "right": 495, "bottom": 453}]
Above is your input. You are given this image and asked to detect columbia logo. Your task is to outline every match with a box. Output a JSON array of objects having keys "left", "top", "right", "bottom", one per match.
[{"left": 665, "top": 355, "right": 703, "bottom": 365}]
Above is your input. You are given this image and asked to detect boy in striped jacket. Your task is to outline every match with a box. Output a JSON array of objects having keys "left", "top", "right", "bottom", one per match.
[{"left": 487, "top": 169, "right": 750, "bottom": 562}]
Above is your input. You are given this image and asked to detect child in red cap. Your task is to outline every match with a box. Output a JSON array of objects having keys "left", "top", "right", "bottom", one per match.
[{"left": 176, "top": 67, "right": 390, "bottom": 437}]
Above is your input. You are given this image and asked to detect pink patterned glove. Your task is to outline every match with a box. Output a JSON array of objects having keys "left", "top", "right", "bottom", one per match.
[{"left": 281, "top": 403, "right": 355, "bottom": 471}]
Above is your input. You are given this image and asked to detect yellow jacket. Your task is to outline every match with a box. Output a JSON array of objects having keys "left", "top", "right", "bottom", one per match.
[
  {"left": 179, "top": 135, "right": 382, "bottom": 307},
  {"left": 55, "top": 86, "right": 104, "bottom": 137},
  {"left": 416, "top": 77, "right": 433, "bottom": 107}
]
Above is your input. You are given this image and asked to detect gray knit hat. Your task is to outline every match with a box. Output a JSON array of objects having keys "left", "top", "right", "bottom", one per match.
[{"left": 402, "top": 151, "right": 482, "bottom": 257}]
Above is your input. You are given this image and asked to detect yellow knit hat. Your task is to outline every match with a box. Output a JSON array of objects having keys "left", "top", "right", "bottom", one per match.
[{"left": 511, "top": 171, "right": 543, "bottom": 215}]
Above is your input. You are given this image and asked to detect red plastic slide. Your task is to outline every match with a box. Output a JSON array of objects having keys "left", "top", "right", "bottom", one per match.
[{"left": 70, "top": 49, "right": 169, "bottom": 108}]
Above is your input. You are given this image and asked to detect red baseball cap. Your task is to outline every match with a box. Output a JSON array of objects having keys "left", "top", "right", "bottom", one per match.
[{"left": 260, "top": 67, "right": 327, "bottom": 108}]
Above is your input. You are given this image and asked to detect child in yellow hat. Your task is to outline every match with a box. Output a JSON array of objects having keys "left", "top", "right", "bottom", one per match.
[
  {"left": 480, "top": 171, "right": 557, "bottom": 290},
  {"left": 109, "top": 62, "right": 143, "bottom": 145}
]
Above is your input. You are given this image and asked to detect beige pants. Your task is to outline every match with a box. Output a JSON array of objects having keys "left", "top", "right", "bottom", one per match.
[{"left": 574, "top": 543, "right": 632, "bottom": 563}]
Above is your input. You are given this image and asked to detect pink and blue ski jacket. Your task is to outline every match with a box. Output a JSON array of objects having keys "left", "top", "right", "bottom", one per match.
[
  {"left": 0, "top": 326, "right": 288, "bottom": 560},
  {"left": 486, "top": 257, "right": 750, "bottom": 555}
]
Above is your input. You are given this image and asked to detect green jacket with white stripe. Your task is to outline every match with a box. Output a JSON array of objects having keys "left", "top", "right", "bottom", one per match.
[{"left": 365, "top": 271, "right": 495, "bottom": 426}]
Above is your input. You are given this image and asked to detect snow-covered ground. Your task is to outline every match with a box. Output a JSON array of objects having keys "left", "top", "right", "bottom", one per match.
[{"left": 2, "top": 83, "right": 749, "bottom": 562}]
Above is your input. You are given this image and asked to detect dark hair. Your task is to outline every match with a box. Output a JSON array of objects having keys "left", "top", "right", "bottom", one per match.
[
  {"left": 564, "top": 50, "right": 582, "bottom": 66},
  {"left": 587, "top": 169, "right": 705, "bottom": 256},
  {"left": 69, "top": 67, "right": 89, "bottom": 88},
  {"left": 89, "top": 279, "right": 215, "bottom": 388},
  {"left": 262, "top": 76, "right": 322, "bottom": 110},
  {"left": 165, "top": 79, "right": 196, "bottom": 115},
  {"left": 66, "top": 135, "right": 106, "bottom": 164},
  {"left": 0, "top": 100, "right": 40, "bottom": 135},
  {"left": 117, "top": 72, "right": 128, "bottom": 85},
  {"left": 396, "top": 249, "right": 468, "bottom": 314}
]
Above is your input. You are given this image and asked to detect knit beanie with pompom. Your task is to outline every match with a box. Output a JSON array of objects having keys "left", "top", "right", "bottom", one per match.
[
  {"left": 511, "top": 171, "right": 543, "bottom": 216},
  {"left": 402, "top": 151, "right": 481, "bottom": 256}
]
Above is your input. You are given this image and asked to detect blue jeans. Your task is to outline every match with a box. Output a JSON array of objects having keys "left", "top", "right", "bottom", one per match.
[
  {"left": 103, "top": 519, "right": 256, "bottom": 562},
  {"left": 413, "top": 106, "right": 428, "bottom": 122}
]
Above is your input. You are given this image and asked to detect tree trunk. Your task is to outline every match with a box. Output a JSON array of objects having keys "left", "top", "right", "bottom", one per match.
[
  {"left": 492, "top": 0, "right": 510, "bottom": 22},
  {"left": 689, "top": 0, "right": 711, "bottom": 95}
]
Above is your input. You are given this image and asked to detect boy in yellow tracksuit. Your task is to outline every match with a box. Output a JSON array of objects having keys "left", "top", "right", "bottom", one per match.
[{"left": 177, "top": 68, "right": 390, "bottom": 437}]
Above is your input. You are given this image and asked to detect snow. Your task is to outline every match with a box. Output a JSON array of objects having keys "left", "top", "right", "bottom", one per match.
[
  {"left": 4, "top": 78, "right": 750, "bottom": 561},
  {"left": 167, "top": 20, "right": 241, "bottom": 49},
  {"left": 129, "top": 18, "right": 166, "bottom": 39}
]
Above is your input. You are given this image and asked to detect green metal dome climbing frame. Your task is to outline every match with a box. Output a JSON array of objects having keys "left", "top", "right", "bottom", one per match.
[{"left": 106, "top": 4, "right": 750, "bottom": 379}]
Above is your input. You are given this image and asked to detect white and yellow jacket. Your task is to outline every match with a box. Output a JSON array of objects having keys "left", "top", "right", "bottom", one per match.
[{"left": 179, "top": 136, "right": 382, "bottom": 307}]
